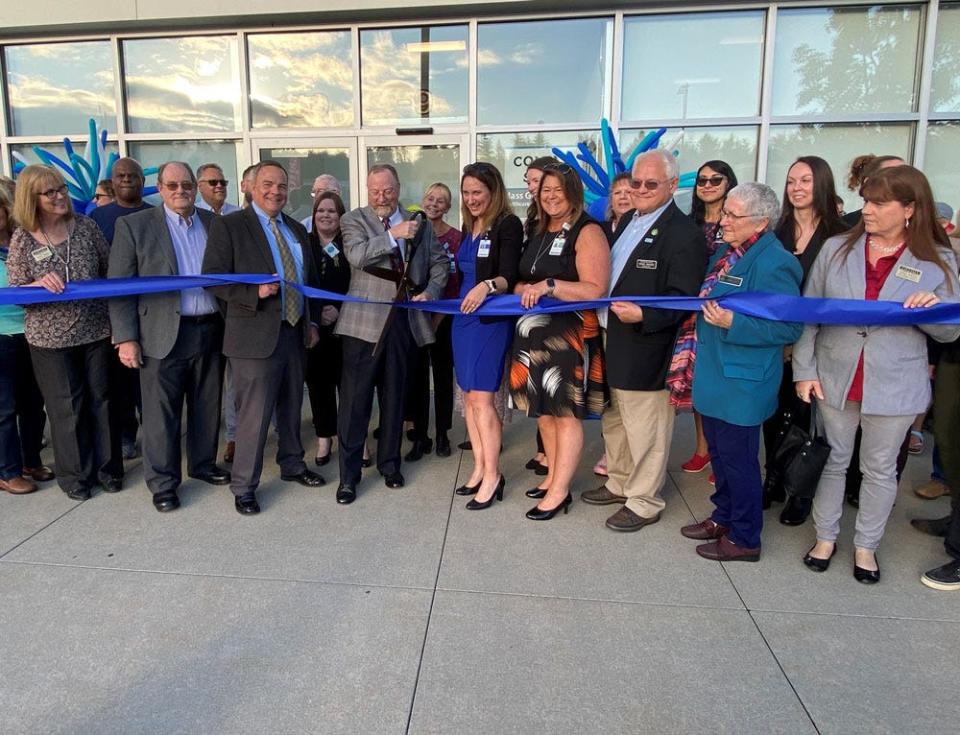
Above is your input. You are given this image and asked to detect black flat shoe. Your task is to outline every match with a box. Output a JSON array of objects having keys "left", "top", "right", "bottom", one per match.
[
  {"left": 281, "top": 469, "right": 325, "bottom": 487},
  {"left": 336, "top": 484, "right": 356, "bottom": 504},
  {"left": 526, "top": 493, "right": 572, "bottom": 521},
  {"left": 361, "top": 456, "right": 373, "bottom": 468},
  {"left": 525, "top": 487, "right": 547, "bottom": 499},
  {"left": 435, "top": 434, "right": 451, "bottom": 458},
  {"left": 525, "top": 457, "right": 541, "bottom": 471},
  {"left": 455, "top": 481, "right": 481, "bottom": 496},
  {"left": 458, "top": 440, "right": 472, "bottom": 451},
  {"left": 100, "top": 476, "right": 123, "bottom": 493},
  {"left": 779, "top": 495, "right": 812, "bottom": 526},
  {"left": 189, "top": 467, "right": 231, "bottom": 486},
  {"left": 803, "top": 543, "right": 837, "bottom": 572},
  {"left": 235, "top": 493, "right": 260, "bottom": 515},
  {"left": 315, "top": 453, "right": 331, "bottom": 467},
  {"left": 466, "top": 476, "right": 505, "bottom": 510},
  {"left": 384, "top": 472, "right": 405, "bottom": 489},
  {"left": 533, "top": 462, "right": 548, "bottom": 476},
  {"left": 65, "top": 487, "right": 92, "bottom": 501},
  {"left": 153, "top": 491, "right": 180, "bottom": 513},
  {"left": 854, "top": 553, "right": 880, "bottom": 584}
]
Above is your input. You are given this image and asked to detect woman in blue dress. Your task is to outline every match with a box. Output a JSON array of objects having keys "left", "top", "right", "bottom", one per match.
[{"left": 452, "top": 162, "right": 524, "bottom": 510}]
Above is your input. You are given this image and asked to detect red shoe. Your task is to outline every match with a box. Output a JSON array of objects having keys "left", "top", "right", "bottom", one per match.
[
  {"left": 708, "top": 473, "right": 715, "bottom": 485},
  {"left": 682, "top": 453, "right": 711, "bottom": 473}
]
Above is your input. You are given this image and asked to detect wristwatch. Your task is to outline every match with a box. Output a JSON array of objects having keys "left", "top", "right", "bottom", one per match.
[
  {"left": 545, "top": 278, "right": 556, "bottom": 297},
  {"left": 485, "top": 278, "right": 497, "bottom": 294}
]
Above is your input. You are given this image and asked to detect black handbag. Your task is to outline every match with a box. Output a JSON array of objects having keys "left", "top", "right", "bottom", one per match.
[{"left": 772, "top": 404, "right": 831, "bottom": 500}]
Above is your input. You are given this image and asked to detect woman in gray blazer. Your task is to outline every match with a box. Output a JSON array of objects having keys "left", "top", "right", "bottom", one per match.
[{"left": 793, "top": 165, "right": 960, "bottom": 583}]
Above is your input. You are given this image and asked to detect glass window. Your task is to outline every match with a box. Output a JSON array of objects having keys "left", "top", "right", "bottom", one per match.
[
  {"left": 11, "top": 140, "right": 119, "bottom": 214},
  {"left": 771, "top": 5, "right": 922, "bottom": 116},
  {"left": 477, "top": 18, "right": 612, "bottom": 126},
  {"left": 257, "top": 145, "right": 353, "bottom": 221},
  {"left": 5, "top": 41, "right": 116, "bottom": 136},
  {"left": 924, "top": 122, "right": 960, "bottom": 212},
  {"left": 931, "top": 3, "right": 960, "bottom": 113},
  {"left": 360, "top": 25, "right": 468, "bottom": 126},
  {"left": 365, "top": 144, "right": 462, "bottom": 222},
  {"left": 621, "top": 11, "right": 764, "bottom": 121},
  {"left": 123, "top": 36, "right": 242, "bottom": 134},
  {"left": 766, "top": 123, "right": 914, "bottom": 212},
  {"left": 248, "top": 31, "right": 354, "bottom": 128},
  {"left": 127, "top": 140, "right": 241, "bottom": 207},
  {"left": 476, "top": 130, "right": 600, "bottom": 209}
]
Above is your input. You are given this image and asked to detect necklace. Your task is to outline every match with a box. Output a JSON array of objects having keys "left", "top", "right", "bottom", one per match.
[
  {"left": 868, "top": 235, "right": 903, "bottom": 256},
  {"left": 40, "top": 221, "right": 73, "bottom": 282},
  {"left": 530, "top": 222, "right": 570, "bottom": 275}
]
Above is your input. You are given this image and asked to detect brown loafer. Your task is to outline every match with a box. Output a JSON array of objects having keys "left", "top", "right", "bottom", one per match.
[
  {"left": 605, "top": 506, "right": 660, "bottom": 532},
  {"left": 696, "top": 535, "right": 760, "bottom": 562},
  {"left": 581, "top": 485, "right": 627, "bottom": 505},
  {"left": 680, "top": 518, "right": 729, "bottom": 540},
  {"left": 22, "top": 465, "right": 55, "bottom": 482},
  {"left": 914, "top": 479, "right": 950, "bottom": 500},
  {"left": 1, "top": 476, "right": 38, "bottom": 494},
  {"left": 223, "top": 441, "right": 235, "bottom": 464}
]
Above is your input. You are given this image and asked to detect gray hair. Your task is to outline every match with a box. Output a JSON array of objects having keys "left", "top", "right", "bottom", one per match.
[
  {"left": 312, "top": 174, "right": 342, "bottom": 193},
  {"left": 196, "top": 163, "right": 224, "bottom": 180},
  {"left": 726, "top": 182, "right": 780, "bottom": 231},
  {"left": 633, "top": 149, "right": 679, "bottom": 181},
  {"left": 157, "top": 161, "right": 196, "bottom": 185}
]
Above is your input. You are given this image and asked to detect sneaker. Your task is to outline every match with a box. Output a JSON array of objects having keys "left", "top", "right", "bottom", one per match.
[
  {"left": 914, "top": 479, "right": 950, "bottom": 500},
  {"left": 682, "top": 453, "right": 711, "bottom": 473},
  {"left": 921, "top": 559, "right": 960, "bottom": 591}
]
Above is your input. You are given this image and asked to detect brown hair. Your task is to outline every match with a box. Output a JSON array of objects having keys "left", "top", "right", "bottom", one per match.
[
  {"left": 460, "top": 162, "right": 513, "bottom": 233},
  {"left": 309, "top": 190, "right": 345, "bottom": 250},
  {"left": 777, "top": 156, "right": 848, "bottom": 239},
  {"left": 846, "top": 154, "right": 905, "bottom": 191},
  {"left": 0, "top": 188, "right": 14, "bottom": 241},
  {"left": 13, "top": 165, "right": 73, "bottom": 233},
  {"left": 536, "top": 164, "right": 585, "bottom": 234},
  {"left": 839, "top": 165, "right": 954, "bottom": 285}
]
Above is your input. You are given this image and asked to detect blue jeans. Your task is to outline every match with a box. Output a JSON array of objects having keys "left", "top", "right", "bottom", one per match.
[{"left": 701, "top": 415, "right": 763, "bottom": 548}]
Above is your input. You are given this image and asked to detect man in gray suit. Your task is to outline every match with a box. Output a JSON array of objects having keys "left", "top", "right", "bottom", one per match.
[
  {"left": 109, "top": 161, "right": 230, "bottom": 513},
  {"left": 335, "top": 163, "right": 448, "bottom": 503}
]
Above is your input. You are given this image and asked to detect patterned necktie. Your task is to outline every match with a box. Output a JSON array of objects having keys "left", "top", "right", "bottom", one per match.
[
  {"left": 269, "top": 217, "right": 303, "bottom": 326},
  {"left": 382, "top": 216, "right": 404, "bottom": 275}
]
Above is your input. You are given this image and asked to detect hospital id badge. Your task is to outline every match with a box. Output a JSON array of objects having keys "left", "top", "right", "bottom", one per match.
[
  {"left": 323, "top": 243, "right": 340, "bottom": 259},
  {"left": 477, "top": 237, "right": 491, "bottom": 258},
  {"left": 549, "top": 236, "right": 565, "bottom": 257},
  {"left": 31, "top": 246, "right": 54, "bottom": 263}
]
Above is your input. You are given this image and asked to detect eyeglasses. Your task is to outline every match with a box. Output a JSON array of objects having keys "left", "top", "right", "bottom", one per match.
[
  {"left": 629, "top": 178, "right": 669, "bottom": 192},
  {"left": 39, "top": 185, "right": 68, "bottom": 199},
  {"left": 200, "top": 178, "right": 228, "bottom": 187},
  {"left": 696, "top": 175, "right": 726, "bottom": 187},
  {"left": 93, "top": 193, "right": 111, "bottom": 201},
  {"left": 161, "top": 181, "right": 196, "bottom": 192},
  {"left": 720, "top": 209, "right": 756, "bottom": 220}
]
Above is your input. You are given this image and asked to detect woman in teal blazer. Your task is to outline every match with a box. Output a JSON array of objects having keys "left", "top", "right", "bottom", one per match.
[{"left": 669, "top": 182, "right": 803, "bottom": 562}]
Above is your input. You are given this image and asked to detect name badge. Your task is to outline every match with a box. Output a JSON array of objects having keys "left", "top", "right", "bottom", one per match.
[
  {"left": 718, "top": 274, "right": 743, "bottom": 287},
  {"left": 549, "top": 236, "right": 566, "bottom": 257},
  {"left": 643, "top": 237, "right": 654, "bottom": 244},
  {"left": 477, "top": 237, "right": 491, "bottom": 258},
  {"left": 323, "top": 243, "right": 340, "bottom": 259},
  {"left": 895, "top": 264, "right": 922, "bottom": 283},
  {"left": 31, "top": 246, "right": 54, "bottom": 263},
  {"left": 447, "top": 253, "right": 457, "bottom": 274},
  {"left": 636, "top": 259, "right": 658, "bottom": 270}
]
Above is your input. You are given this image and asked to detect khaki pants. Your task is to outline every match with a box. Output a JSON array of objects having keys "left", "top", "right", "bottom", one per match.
[{"left": 601, "top": 388, "right": 675, "bottom": 518}]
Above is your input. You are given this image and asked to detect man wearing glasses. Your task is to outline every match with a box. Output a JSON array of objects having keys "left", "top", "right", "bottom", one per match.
[
  {"left": 582, "top": 150, "right": 707, "bottom": 532},
  {"left": 195, "top": 164, "right": 241, "bottom": 217},
  {"left": 108, "top": 161, "right": 230, "bottom": 513}
]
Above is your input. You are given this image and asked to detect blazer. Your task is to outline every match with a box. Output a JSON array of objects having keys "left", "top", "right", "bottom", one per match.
[
  {"left": 201, "top": 206, "right": 322, "bottom": 359},
  {"left": 467, "top": 212, "right": 524, "bottom": 291},
  {"left": 335, "top": 205, "right": 448, "bottom": 347},
  {"left": 692, "top": 231, "right": 805, "bottom": 427},
  {"left": 108, "top": 206, "right": 217, "bottom": 360},
  {"left": 605, "top": 202, "right": 708, "bottom": 391},
  {"left": 792, "top": 233, "right": 960, "bottom": 415}
]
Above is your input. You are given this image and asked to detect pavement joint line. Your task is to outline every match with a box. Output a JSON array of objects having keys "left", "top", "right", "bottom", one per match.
[{"left": 0, "top": 501, "right": 85, "bottom": 560}]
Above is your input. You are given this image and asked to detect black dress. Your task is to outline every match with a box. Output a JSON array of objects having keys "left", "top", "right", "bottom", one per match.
[{"left": 509, "top": 213, "right": 606, "bottom": 419}]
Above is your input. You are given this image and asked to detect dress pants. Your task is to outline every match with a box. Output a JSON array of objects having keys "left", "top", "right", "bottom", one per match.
[
  {"left": 701, "top": 415, "right": 763, "bottom": 549},
  {"left": 139, "top": 317, "right": 224, "bottom": 495},
  {"left": 932, "top": 361, "right": 960, "bottom": 560},
  {"left": 0, "top": 333, "right": 46, "bottom": 478},
  {"left": 305, "top": 328, "right": 342, "bottom": 438},
  {"left": 338, "top": 309, "right": 413, "bottom": 486},
  {"left": 30, "top": 338, "right": 117, "bottom": 494},
  {"left": 222, "top": 361, "right": 237, "bottom": 443},
  {"left": 108, "top": 348, "right": 140, "bottom": 448},
  {"left": 601, "top": 387, "right": 674, "bottom": 518},
  {"left": 228, "top": 322, "right": 308, "bottom": 496},
  {"left": 811, "top": 400, "right": 914, "bottom": 550},
  {"left": 406, "top": 315, "right": 453, "bottom": 440}
]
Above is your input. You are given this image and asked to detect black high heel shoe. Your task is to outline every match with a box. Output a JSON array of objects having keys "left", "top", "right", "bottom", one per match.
[
  {"left": 455, "top": 480, "right": 481, "bottom": 496},
  {"left": 466, "top": 476, "right": 505, "bottom": 510},
  {"left": 526, "top": 493, "right": 572, "bottom": 521},
  {"left": 854, "top": 551, "right": 880, "bottom": 584},
  {"left": 525, "top": 487, "right": 547, "bottom": 499},
  {"left": 803, "top": 542, "right": 837, "bottom": 572}
]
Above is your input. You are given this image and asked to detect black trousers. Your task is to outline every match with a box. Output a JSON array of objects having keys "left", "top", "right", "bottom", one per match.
[
  {"left": 338, "top": 310, "right": 412, "bottom": 485},
  {"left": 932, "top": 360, "right": 960, "bottom": 559},
  {"left": 305, "top": 329, "right": 342, "bottom": 438},
  {"left": 108, "top": 348, "right": 140, "bottom": 449},
  {"left": 405, "top": 315, "right": 453, "bottom": 439},
  {"left": 139, "top": 318, "right": 224, "bottom": 495},
  {"left": 0, "top": 333, "right": 46, "bottom": 478},
  {"left": 30, "top": 338, "right": 118, "bottom": 494}
]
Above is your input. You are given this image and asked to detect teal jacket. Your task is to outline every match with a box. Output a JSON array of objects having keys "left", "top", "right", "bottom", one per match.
[{"left": 692, "top": 231, "right": 804, "bottom": 427}]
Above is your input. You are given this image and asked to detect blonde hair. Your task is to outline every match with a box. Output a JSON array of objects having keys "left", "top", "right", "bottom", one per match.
[
  {"left": 13, "top": 165, "right": 73, "bottom": 232},
  {"left": 423, "top": 182, "right": 452, "bottom": 204}
]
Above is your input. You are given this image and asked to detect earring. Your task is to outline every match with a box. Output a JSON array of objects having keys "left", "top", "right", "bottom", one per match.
[{"left": 905, "top": 217, "right": 910, "bottom": 229}]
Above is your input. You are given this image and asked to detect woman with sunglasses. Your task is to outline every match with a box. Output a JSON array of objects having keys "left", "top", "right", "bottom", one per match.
[
  {"left": 93, "top": 180, "right": 115, "bottom": 208},
  {"left": 452, "top": 163, "right": 523, "bottom": 509},
  {"left": 682, "top": 161, "right": 740, "bottom": 479},
  {"left": 510, "top": 163, "right": 610, "bottom": 520},
  {"left": 6, "top": 165, "right": 117, "bottom": 501}
]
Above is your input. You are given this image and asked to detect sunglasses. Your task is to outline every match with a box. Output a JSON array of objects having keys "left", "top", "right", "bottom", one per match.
[
  {"left": 463, "top": 162, "right": 496, "bottom": 175},
  {"left": 161, "top": 181, "right": 196, "bottom": 192},
  {"left": 200, "top": 178, "right": 228, "bottom": 187},
  {"left": 542, "top": 162, "right": 574, "bottom": 174},
  {"left": 696, "top": 175, "right": 726, "bottom": 187},
  {"left": 93, "top": 193, "right": 111, "bottom": 201},
  {"left": 629, "top": 178, "right": 669, "bottom": 192}
]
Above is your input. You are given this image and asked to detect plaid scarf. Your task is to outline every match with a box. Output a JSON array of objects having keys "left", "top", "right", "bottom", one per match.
[{"left": 666, "top": 232, "right": 762, "bottom": 410}]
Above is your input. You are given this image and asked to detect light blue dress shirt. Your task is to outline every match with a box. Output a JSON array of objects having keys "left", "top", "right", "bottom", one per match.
[
  {"left": 162, "top": 206, "right": 217, "bottom": 316},
  {"left": 195, "top": 198, "right": 241, "bottom": 215},
  {"left": 250, "top": 202, "right": 304, "bottom": 316}
]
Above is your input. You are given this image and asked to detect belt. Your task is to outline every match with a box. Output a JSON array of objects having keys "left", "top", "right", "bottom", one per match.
[{"left": 180, "top": 313, "right": 220, "bottom": 324}]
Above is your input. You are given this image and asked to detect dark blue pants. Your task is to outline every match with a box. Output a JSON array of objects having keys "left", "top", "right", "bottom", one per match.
[
  {"left": 0, "top": 333, "right": 46, "bottom": 479},
  {"left": 702, "top": 415, "right": 763, "bottom": 549}
]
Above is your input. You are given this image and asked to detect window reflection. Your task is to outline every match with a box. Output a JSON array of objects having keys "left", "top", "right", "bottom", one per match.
[
  {"left": 360, "top": 25, "right": 468, "bottom": 126},
  {"left": 128, "top": 140, "right": 241, "bottom": 207},
  {"left": 772, "top": 5, "right": 922, "bottom": 116},
  {"left": 249, "top": 31, "right": 354, "bottom": 128},
  {"left": 5, "top": 41, "right": 116, "bottom": 136},
  {"left": 257, "top": 146, "right": 352, "bottom": 220},
  {"left": 123, "top": 36, "right": 241, "bottom": 134},
  {"left": 931, "top": 4, "right": 960, "bottom": 113},
  {"left": 366, "top": 145, "right": 461, "bottom": 219},
  {"left": 477, "top": 18, "right": 611, "bottom": 125},
  {"left": 924, "top": 122, "right": 960, "bottom": 208},
  {"left": 622, "top": 12, "right": 764, "bottom": 121}
]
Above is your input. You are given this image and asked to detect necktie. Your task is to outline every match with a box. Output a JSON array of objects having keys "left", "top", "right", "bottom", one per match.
[
  {"left": 269, "top": 217, "right": 303, "bottom": 326},
  {"left": 382, "top": 216, "right": 404, "bottom": 275}
]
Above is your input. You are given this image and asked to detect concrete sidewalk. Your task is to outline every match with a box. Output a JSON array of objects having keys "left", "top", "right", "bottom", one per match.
[{"left": 1, "top": 414, "right": 957, "bottom": 734}]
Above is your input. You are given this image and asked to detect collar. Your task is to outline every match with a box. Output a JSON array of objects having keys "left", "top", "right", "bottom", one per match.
[
  {"left": 632, "top": 201, "right": 671, "bottom": 225},
  {"left": 163, "top": 204, "right": 195, "bottom": 228},
  {"left": 251, "top": 201, "right": 284, "bottom": 225}
]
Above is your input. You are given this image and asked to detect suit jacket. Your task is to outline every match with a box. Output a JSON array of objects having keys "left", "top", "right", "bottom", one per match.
[
  {"left": 201, "top": 206, "right": 321, "bottom": 359},
  {"left": 605, "top": 202, "right": 708, "bottom": 391},
  {"left": 468, "top": 213, "right": 525, "bottom": 291},
  {"left": 692, "top": 231, "right": 805, "bottom": 427},
  {"left": 335, "top": 205, "right": 448, "bottom": 346},
  {"left": 792, "top": 233, "right": 960, "bottom": 415},
  {"left": 108, "top": 206, "right": 217, "bottom": 360}
]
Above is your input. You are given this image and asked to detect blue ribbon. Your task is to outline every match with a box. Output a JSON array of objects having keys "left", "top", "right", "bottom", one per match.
[{"left": 2, "top": 274, "right": 960, "bottom": 326}]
